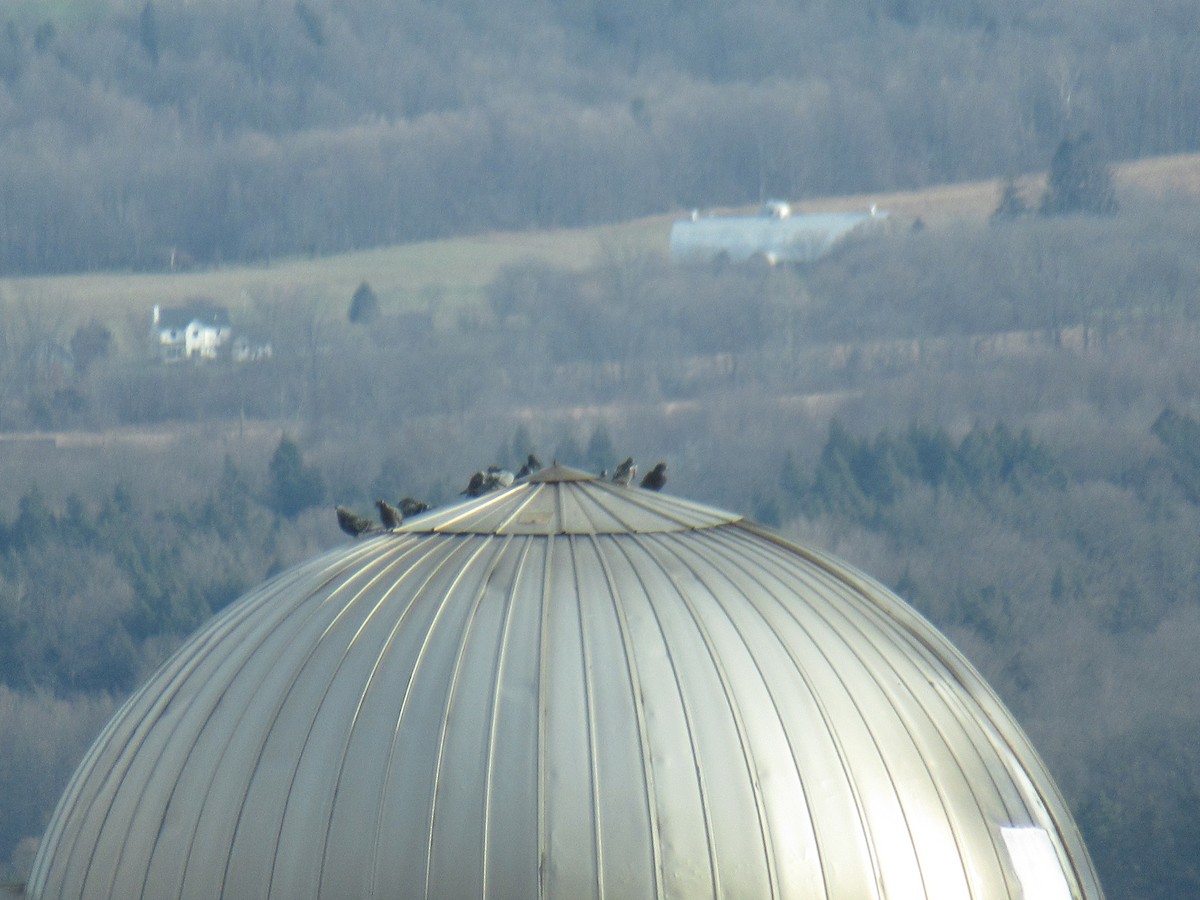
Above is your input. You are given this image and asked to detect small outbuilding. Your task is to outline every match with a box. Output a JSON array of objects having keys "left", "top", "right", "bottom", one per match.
[{"left": 27, "top": 466, "right": 1102, "bottom": 899}]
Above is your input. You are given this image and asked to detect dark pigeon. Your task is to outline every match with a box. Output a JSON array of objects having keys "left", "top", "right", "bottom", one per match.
[
  {"left": 516, "top": 453, "right": 543, "bottom": 478},
  {"left": 462, "top": 471, "right": 487, "bottom": 497},
  {"left": 399, "top": 497, "right": 432, "bottom": 517},
  {"left": 640, "top": 462, "right": 667, "bottom": 491},
  {"left": 336, "top": 506, "right": 376, "bottom": 538},
  {"left": 376, "top": 499, "right": 403, "bottom": 529}
]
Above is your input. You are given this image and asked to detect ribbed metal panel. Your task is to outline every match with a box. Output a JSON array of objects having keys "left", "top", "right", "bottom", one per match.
[
  {"left": 668, "top": 211, "right": 884, "bottom": 264},
  {"left": 28, "top": 467, "right": 1103, "bottom": 899}
]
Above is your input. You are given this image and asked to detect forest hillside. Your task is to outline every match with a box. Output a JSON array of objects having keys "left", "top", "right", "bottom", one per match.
[
  {"left": 1, "top": 0, "right": 1199, "bottom": 272},
  {"left": 7, "top": 150, "right": 1198, "bottom": 325}
]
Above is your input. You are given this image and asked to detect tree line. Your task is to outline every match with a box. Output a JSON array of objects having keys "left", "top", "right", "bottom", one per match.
[
  {"left": 763, "top": 419, "right": 1065, "bottom": 527},
  {"left": 1, "top": 0, "right": 1198, "bottom": 273}
]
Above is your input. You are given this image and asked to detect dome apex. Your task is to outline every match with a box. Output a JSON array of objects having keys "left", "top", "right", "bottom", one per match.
[
  {"left": 522, "top": 462, "right": 596, "bottom": 482},
  {"left": 401, "top": 465, "right": 739, "bottom": 535}
]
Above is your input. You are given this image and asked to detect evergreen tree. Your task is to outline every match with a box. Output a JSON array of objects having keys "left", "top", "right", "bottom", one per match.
[
  {"left": 267, "top": 435, "right": 326, "bottom": 518},
  {"left": 348, "top": 281, "right": 381, "bottom": 324},
  {"left": 807, "top": 420, "right": 876, "bottom": 522},
  {"left": 138, "top": 2, "right": 160, "bottom": 66},
  {"left": 1039, "top": 133, "right": 1118, "bottom": 216},
  {"left": 1151, "top": 407, "right": 1200, "bottom": 502},
  {"left": 198, "top": 455, "right": 255, "bottom": 538},
  {"left": 69, "top": 319, "right": 113, "bottom": 375},
  {"left": 12, "top": 486, "right": 55, "bottom": 549},
  {"left": 904, "top": 424, "right": 960, "bottom": 489}
]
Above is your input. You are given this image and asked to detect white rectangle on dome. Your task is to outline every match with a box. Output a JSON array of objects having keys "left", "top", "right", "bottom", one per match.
[{"left": 1001, "top": 826, "right": 1072, "bottom": 900}]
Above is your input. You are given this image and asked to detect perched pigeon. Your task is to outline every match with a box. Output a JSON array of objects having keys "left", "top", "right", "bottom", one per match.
[
  {"left": 612, "top": 457, "right": 637, "bottom": 486},
  {"left": 640, "top": 462, "right": 667, "bottom": 491},
  {"left": 485, "top": 465, "right": 515, "bottom": 490},
  {"left": 336, "top": 506, "right": 376, "bottom": 538},
  {"left": 462, "top": 471, "right": 488, "bottom": 497},
  {"left": 516, "top": 453, "right": 543, "bottom": 479},
  {"left": 375, "top": 498, "right": 403, "bottom": 529},
  {"left": 399, "top": 497, "right": 432, "bottom": 517}
]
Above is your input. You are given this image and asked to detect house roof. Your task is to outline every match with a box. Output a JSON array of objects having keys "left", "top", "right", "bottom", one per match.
[{"left": 156, "top": 305, "right": 231, "bottom": 330}]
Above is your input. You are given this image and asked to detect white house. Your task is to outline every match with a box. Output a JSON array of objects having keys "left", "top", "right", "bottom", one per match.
[{"left": 152, "top": 303, "right": 233, "bottom": 362}]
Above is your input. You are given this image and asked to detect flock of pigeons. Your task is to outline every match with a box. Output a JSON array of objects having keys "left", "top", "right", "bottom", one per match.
[{"left": 336, "top": 454, "right": 668, "bottom": 538}]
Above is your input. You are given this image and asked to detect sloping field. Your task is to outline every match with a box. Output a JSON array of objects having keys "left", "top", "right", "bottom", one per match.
[
  {"left": 0, "top": 218, "right": 668, "bottom": 325},
  {"left": 3, "top": 153, "right": 1198, "bottom": 325},
  {"left": 789, "top": 152, "right": 1200, "bottom": 223}
]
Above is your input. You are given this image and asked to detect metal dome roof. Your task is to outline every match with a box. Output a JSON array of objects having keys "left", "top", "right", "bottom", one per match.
[{"left": 29, "top": 466, "right": 1102, "bottom": 899}]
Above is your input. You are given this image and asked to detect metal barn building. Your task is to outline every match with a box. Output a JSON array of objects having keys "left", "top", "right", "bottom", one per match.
[
  {"left": 669, "top": 202, "right": 887, "bottom": 266},
  {"left": 28, "top": 466, "right": 1102, "bottom": 898}
]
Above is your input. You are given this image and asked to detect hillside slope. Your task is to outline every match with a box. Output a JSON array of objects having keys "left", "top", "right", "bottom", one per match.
[
  {"left": 4, "top": 152, "right": 1200, "bottom": 327},
  {"left": 5, "top": 0, "right": 1200, "bottom": 274}
]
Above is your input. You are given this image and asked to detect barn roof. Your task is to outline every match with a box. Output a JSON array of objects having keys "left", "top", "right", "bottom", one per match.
[
  {"left": 154, "top": 304, "right": 231, "bottom": 331},
  {"left": 669, "top": 209, "right": 886, "bottom": 265}
]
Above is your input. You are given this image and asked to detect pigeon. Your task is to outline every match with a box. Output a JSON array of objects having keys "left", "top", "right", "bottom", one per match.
[
  {"left": 399, "top": 497, "right": 432, "bottom": 517},
  {"left": 485, "top": 466, "right": 515, "bottom": 490},
  {"left": 516, "top": 453, "right": 543, "bottom": 479},
  {"left": 375, "top": 498, "right": 403, "bottom": 529},
  {"left": 640, "top": 462, "right": 667, "bottom": 491},
  {"left": 612, "top": 457, "right": 637, "bottom": 486},
  {"left": 462, "top": 471, "right": 488, "bottom": 497},
  {"left": 336, "top": 506, "right": 376, "bottom": 538}
]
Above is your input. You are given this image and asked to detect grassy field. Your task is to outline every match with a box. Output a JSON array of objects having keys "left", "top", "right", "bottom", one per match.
[
  {"left": 3, "top": 152, "right": 1198, "bottom": 328},
  {"left": 0, "top": 217, "right": 672, "bottom": 327},
  {"left": 798, "top": 152, "right": 1200, "bottom": 223}
]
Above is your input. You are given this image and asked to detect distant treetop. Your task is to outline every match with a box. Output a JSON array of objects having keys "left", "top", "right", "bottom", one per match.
[
  {"left": 1040, "top": 134, "right": 1118, "bottom": 217},
  {"left": 348, "top": 281, "right": 381, "bottom": 324}
]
